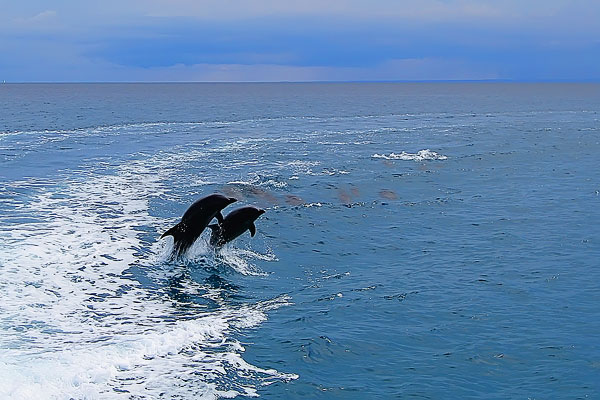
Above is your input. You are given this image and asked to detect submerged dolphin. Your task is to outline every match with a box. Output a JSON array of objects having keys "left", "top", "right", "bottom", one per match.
[
  {"left": 161, "top": 194, "right": 237, "bottom": 256},
  {"left": 208, "top": 206, "right": 265, "bottom": 247}
]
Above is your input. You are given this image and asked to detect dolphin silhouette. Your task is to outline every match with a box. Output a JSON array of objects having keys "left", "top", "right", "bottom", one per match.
[
  {"left": 161, "top": 194, "right": 237, "bottom": 256},
  {"left": 208, "top": 206, "right": 265, "bottom": 247}
]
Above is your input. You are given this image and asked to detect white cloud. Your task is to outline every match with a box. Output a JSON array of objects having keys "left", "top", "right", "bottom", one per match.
[
  {"left": 14, "top": 10, "right": 57, "bottom": 24},
  {"left": 10, "top": 10, "right": 61, "bottom": 33}
]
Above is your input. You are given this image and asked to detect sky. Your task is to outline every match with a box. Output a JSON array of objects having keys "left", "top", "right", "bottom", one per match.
[{"left": 1, "top": 0, "right": 599, "bottom": 82}]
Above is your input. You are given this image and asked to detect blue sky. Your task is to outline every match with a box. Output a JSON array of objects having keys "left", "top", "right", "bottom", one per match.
[{"left": 1, "top": 0, "right": 599, "bottom": 82}]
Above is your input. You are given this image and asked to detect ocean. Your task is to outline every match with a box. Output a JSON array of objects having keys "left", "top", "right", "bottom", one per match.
[{"left": 0, "top": 83, "right": 599, "bottom": 399}]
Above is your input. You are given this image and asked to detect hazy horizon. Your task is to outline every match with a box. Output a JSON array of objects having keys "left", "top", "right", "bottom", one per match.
[{"left": 3, "top": 80, "right": 600, "bottom": 84}]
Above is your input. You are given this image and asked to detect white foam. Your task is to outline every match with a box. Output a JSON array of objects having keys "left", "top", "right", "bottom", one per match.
[
  {"left": 280, "top": 160, "right": 321, "bottom": 177},
  {"left": 226, "top": 173, "right": 287, "bottom": 190},
  {"left": 303, "top": 202, "right": 324, "bottom": 208},
  {"left": 227, "top": 180, "right": 253, "bottom": 185},
  {"left": 372, "top": 149, "right": 448, "bottom": 161},
  {"left": 260, "top": 179, "right": 288, "bottom": 189},
  {"left": 0, "top": 144, "right": 295, "bottom": 398},
  {"left": 319, "top": 168, "right": 350, "bottom": 176},
  {"left": 0, "top": 297, "right": 296, "bottom": 399}
]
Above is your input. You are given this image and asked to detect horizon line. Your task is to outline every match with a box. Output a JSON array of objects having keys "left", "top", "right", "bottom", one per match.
[{"left": 2, "top": 79, "right": 600, "bottom": 84}]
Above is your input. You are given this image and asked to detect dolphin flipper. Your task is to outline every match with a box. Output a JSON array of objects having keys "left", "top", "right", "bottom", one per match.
[
  {"left": 216, "top": 211, "right": 224, "bottom": 224},
  {"left": 249, "top": 222, "right": 256, "bottom": 237}
]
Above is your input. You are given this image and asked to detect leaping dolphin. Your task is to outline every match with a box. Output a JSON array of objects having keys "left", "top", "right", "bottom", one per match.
[
  {"left": 161, "top": 194, "right": 237, "bottom": 256},
  {"left": 208, "top": 206, "right": 265, "bottom": 247}
]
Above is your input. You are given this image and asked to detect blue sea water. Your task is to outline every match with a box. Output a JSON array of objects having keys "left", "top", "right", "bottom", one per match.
[{"left": 0, "top": 83, "right": 599, "bottom": 399}]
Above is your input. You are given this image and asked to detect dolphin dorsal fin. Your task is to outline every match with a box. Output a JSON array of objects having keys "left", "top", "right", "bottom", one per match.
[{"left": 249, "top": 222, "right": 256, "bottom": 237}]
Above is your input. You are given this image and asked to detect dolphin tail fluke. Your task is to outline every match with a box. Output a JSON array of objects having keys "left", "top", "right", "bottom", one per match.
[
  {"left": 161, "top": 223, "right": 195, "bottom": 256},
  {"left": 161, "top": 223, "right": 182, "bottom": 240}
]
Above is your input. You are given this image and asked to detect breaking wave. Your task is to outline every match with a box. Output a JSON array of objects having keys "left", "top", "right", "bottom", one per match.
[{"left": 372, "top": 149, "right": 448, "bottom": 161}]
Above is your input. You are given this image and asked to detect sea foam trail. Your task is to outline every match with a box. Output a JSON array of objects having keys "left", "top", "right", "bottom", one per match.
[
  {"left": 0, "top": 297, "right": 296, "bottom": 399},
  {"left": 0, "top": 144, "right": 295, "bottom": 399}
]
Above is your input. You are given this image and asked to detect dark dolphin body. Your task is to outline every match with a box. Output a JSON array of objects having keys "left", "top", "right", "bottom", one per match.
[
  {"left": 208, "top": 206, "right": 265, "bottom": 247},
  {"left": 161, "top": 194, "right": 237, "bottom": 256}
]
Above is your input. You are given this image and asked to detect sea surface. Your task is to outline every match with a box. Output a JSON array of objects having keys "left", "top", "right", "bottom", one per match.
[{"left": 0, "top": 83, "right": 599, "bottom": 399}]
